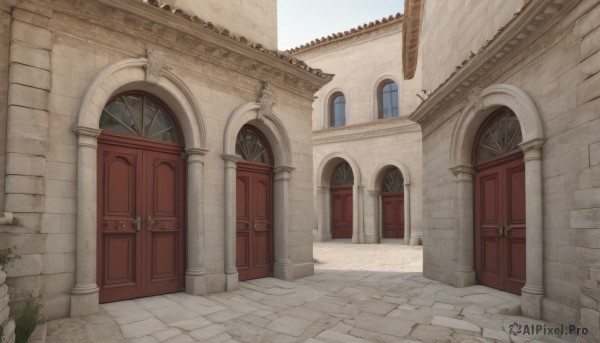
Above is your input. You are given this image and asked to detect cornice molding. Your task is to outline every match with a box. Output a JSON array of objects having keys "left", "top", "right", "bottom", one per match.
[
  {"left": 408, "top": 0, "right": 580, "bottom": 129},
  {"left": 36, "top": 0, "right": 333, "bottom": 97},
  {"left": 313, "top": 120, "right": 420, "bottom": 145}
]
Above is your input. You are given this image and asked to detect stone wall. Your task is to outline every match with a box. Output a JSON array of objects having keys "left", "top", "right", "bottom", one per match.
[
  {"left": 161, "top": 0, "right": 277, "bottom": 50},
  {"left": 419, "top": 0, "right": 523, "bottom": 91},
  {"left": 0, "top": 265, "right": 15, "bottom": 343},
  {"left": 418, "top": 0, "right": 600, "bottom": 332}
]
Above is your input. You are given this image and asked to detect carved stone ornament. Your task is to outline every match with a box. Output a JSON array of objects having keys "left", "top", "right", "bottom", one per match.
[
  {"left": 144, "top": 50, "right": 172, "bottom": 85},
  {"left": 257, "top": 81, "right": 277, "bottom": 122},
  {"left": 467, "top": 86, "right": 487, "bottom": 113}
]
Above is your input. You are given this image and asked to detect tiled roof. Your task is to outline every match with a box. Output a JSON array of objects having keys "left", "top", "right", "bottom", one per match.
[
  {"left": 142, "top": 0, "right": 330, "bottom": 79},
  {"left": 287, "top": 13, "right": 403, "bottom": 54}
]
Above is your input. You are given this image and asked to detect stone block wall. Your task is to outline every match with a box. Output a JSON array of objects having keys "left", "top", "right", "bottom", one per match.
[{"left": 0, "top": 265, "right": 15, "bottom": 343}]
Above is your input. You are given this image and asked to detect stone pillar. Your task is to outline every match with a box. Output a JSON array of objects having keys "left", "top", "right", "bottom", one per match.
[
  {"left": 357, "top": 185, "right": 365, "bottom": 243},
  {"left": 367, "top": 190, "right": 380, "bottom": 244},
  {"left": 315, "top": 186, "right": 331, "bottom": 241},
  {"left": 71, "top": 127, "right": 101, "bottom": 317},
  {"left": 273, "top": 166, "right": 294, "bottom": 281},
  {"left": 405, "top": 183, "right": 416, "bottom": 245},
  {"left": 222, "top": 154, "right": 240, "bottom": 291},
  {"left": 0, "top": 265, "right": 16, "bottom": 343},
  {"left": 450, "top": 165, "right": 476, "bottom": 287},
  {"left": 519, "top": 139, "right": 545, "bottom": 319},
  {"left": 185, "top": 148, "right": 208, "bottom": 295}
]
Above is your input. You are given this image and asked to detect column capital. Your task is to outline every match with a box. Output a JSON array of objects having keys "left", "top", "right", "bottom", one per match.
[
  {"left": 520, "top": 139, "right": 544, "bottom": 162},
  {"left": 185, "top": 148, "right": 209, "bottom": 156},
  {"left": 73, "top": 126, "right": 102, "bottom": 138},
  {"left": 317, "top": 186, "right": 330, "bottom": 192},
  {"left": 367, "top": 189, "right": 380, "bottom": 196},
  {"left": 449, "top": 164, "right": 473, "bottom": 176},
  {"left": 221, "top": 154, "right": 241, "bottom": 163},
  {"left": 273, "top": 166, "right": 295, "bottom": 174}
]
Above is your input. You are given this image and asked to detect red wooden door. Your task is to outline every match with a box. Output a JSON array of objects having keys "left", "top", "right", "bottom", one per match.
[
  {"left": 236, "top": 163, "right": 273, "bottom": 281},
  {"left": 97, "top": 136, "right": 185, "bottom": 303},
  {"left": 475, "top": 153, "right": 526, "bottom": 294},
  {"left": 382, "top": 194, "right": 404, "bottom": 238},
  {"left": 331, "top": 186, "right": 353, "bottom": 239}
]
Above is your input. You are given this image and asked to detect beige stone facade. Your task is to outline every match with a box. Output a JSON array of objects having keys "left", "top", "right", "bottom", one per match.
[
  {"left": 292, "top": 15, "right": 424, "bottom": 245},
  {"left": 0, "top": 0, "right": 330, "bottom": 320},
  {"left": 407, "top": 0, "right": 600, "bottom": 340}
]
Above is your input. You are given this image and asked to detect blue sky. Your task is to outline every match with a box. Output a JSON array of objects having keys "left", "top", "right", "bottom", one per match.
[{"left": 277, "top": 0, "right": 404, "bottom": 50}]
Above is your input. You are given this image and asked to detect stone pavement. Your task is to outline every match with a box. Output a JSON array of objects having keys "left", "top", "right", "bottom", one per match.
[{"left": 45, "top": 240, "right": 575, "bottom": 342}]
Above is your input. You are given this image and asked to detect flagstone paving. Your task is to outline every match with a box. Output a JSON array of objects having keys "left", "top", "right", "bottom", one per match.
[{"left": 45, "top": 240, "right": 576, "bottom": 342}]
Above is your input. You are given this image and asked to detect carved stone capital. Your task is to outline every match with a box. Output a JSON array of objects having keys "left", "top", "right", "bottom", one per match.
[
  {"left": 273, "top": 166, "right": 295, "bottom": 174},
  {"left": 221, "top": 154, "right": 242, "bottom": 163},
  {"left": 73, "top": 126, "right": 102, "bottom": 137},
  {"left": 449, "top": 165, "right": 473, "bottom": 176},
  {"left": 185, "top": 148, "right": 209, "bottom": 156}
]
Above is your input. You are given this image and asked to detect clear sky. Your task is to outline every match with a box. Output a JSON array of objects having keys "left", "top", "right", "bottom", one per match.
[{"left": 277, "top": 0, "right": 404, "bottom": 51}]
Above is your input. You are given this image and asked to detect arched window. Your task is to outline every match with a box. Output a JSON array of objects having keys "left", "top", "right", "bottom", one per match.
[
  {"left": 329, "top": 93, "right": 346, "bottom": 127},
  {"left": 378, "top": 81, "right": 399, "bottom": 119},
  {"left": 474, "top": 107, "right": 523, "bottom": 164},
  {"left": 382, "top": 168, "right": 404, "bottom": 193},
  {"left": 100, "top": 93, "right": 180, "bottom": 143},
  {"left": 235, "top": 126, "right": 272, "bottom": 164},
  {"left": 331, "top": 162, "right": 354, "bottom": 186}
]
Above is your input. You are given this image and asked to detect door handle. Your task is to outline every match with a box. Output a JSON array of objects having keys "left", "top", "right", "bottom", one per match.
[
  {"left": 132, "top": 216, "right": 141, "bottom": 232},
  {"left": 503, "top": 225, "right": 511, "bottom": 237},
  {"left": 147, "top": 216, "right": 154, "bottom": 231},
  {"left": 497, "top": 224, "right": 504, "bottom": 238}
]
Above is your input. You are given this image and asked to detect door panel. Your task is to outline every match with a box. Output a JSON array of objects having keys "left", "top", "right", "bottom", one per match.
[
  {"left": 98, "top": 140, "right": 185, "bottom": 303},
  {"left": 382, "top": 194, "right": 404, "bottom": 238},
  {"left": 236, "top": 164, "right": 273, "bottom": 281},
  {"left": 144, "top": 150, "right": 185, "bottom": 296},
  {"left": 331, "top": 186, "right": 352, "bottom": 239},
  {"left": 475, "top": 153, "right": 525, "bottom": 295}
]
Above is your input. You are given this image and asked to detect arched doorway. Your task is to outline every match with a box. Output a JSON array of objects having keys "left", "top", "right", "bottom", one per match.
[
  {"left": 97, "top": 92, "right": 186, "bottom": 303},
  {"left": 235, "top": 126, "right": 274, "bottom": 281},
  {"left": 331, "top": 162, "right": 354, "bottom": 239},
  {"left": 473, "top": 107, "right": 525, "bottom": 295},
  {"left": 381, "top": 168, "right": 404, "bottom": 238}
]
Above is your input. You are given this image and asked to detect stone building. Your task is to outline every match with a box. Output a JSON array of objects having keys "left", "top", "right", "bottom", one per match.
[
  {"left": 0, "top": 0, "right": 331, "bottom": 320},
  {"left": 291, "top": 14, "right": 424, "bottom": 245},
  {"left": 404, "top": 0, "right": 600, "bottom": 340}
]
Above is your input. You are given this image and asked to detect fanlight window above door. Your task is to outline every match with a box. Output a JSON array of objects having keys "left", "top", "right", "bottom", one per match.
[
  {"left": 331, "top": 162, "right": 354, "bottom": 186},
  {"left": 382, "top": 168, "right": 404, "bottom": 193},
  {"left": 476, "top": 108, "right": 523, "bottom": 164},
  {"left": 235, "top": 127, "right": 271, "bottom": 164},
  {"left": 100, "top": 94, "right": 180, "bottom": 143}
]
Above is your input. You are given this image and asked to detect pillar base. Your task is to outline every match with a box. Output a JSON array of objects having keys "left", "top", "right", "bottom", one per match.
[
  {"left": 226, "top": 272, "right": 239, "bottom": 291},
  {"left": 314, "top": 233, "right": 332, "bottom": 242},
  {"left": 186, "top": 274, "right": 208, "bottom": 296},
  {"left": 409, "top": 234, "right": 422, "bottom": 246},
  {"left": 70, "top": 290, "right": 99, "bottom": 317},
  {"left": 521, "top": 288, "right": 544, "bottom": 319},
  {"left": 274, "top": 261, "right": 293, "bottom": 281},
  {"left": 453, "top": 268, "right": 476, "bottom": 288},
  {"left": 364, "top": 234, "right": 378, "bottom": 244}
]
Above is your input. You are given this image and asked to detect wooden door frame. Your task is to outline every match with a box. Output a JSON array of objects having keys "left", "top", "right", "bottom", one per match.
[
  {"left": 96, "top": 131, "right": 186, "bottom": 303},
  {"left": 381, "top": 192, "right": 405, "bottom": 239}
]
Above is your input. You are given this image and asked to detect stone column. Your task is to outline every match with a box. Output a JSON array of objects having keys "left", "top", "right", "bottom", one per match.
[
  {"left": 519, "top": 139, "right": 545, "bottom": 319},
  {"left": 405, "top": 183, "right": 415, "bottom": 245},
  {"left": 273, "top": 166, "right": 294, "bottom": 281},
  {"left": 185, "top": 148, "right": 208, "bottom": 295},
  {"left": 315, "top": 186, "right": 331, "bottom": 241},
  {"left": 222, "top": 154, "right": 240, "bottom": 291},
  {"left": 357, "top": 185, "right": 365, "bottom": 243},
  {"left": 450, "top": 165, "right": 476, "bottom": 287},
  {"left": 367, "top": 190, "right": 380, "bottom": 243},
  {"left": 71, "top": 127, "right": 102, "bottom": 317}
]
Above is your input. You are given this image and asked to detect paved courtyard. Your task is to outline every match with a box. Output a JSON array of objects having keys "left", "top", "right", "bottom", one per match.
[{"left": 44, "top": 241, "right": 573, "bottom": 342}]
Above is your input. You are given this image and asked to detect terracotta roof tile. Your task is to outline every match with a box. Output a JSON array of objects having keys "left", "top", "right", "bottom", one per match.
[{"left": 287, "top": 12, "right": 403, "bottom": 54}]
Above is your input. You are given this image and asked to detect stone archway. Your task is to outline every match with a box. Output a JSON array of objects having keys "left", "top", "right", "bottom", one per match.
[
  {"left": 369, "top": 160, "right": 413, "bottom": 245},
  {"left": 315, "top": 153, "right": 363, "bottom": 243},
  {"left": 222, "top": 102, "right": 294, "bottom": 291},
  {"left": 448, "top": 84, "right": 544, "bottom": 319},
  {"left": 71, "top": 55, "right": 208, "bottom": 317}
]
